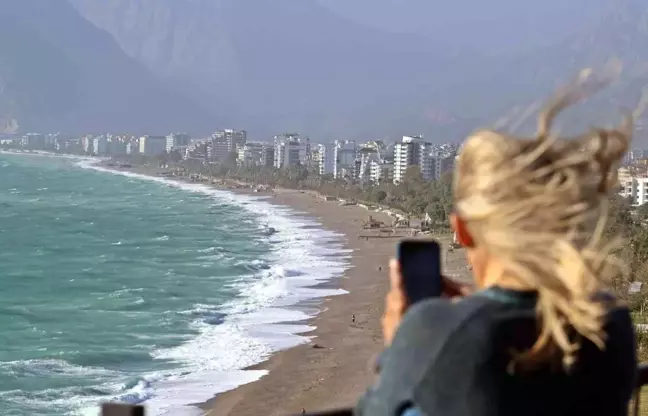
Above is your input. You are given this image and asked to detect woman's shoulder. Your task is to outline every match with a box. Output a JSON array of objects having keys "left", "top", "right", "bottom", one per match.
[
  {"left": 592, "top": 291, "right": 633, "bottom": 332},
  {"left": 600, "top": 294, "right": 634, "bottom": 336}
]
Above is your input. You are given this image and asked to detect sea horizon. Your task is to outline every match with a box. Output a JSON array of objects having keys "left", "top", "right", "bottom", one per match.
[{"left": 0, "top": 153, "right": 351, "bottom": 415}]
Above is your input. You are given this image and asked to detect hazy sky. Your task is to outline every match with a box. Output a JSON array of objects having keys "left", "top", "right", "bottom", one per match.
[{"left": 317, "top": 0, "right": 609, "bottom": 54}]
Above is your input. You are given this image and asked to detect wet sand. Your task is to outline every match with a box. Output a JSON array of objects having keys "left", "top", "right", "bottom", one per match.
[{"left": 199, "top": 188, "right": 471, "bottom": 416}]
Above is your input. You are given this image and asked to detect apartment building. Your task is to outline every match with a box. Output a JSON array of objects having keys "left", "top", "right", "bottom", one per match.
[
  {"left": 424, "top": 154, "right": 455, "bottom": 180},
  {"left": 261, "top": 144, "right": 275, "bottom": 168},
  {"left": 620, "top": 174, "right": 648, "bottom": 206},
  {"left": 139, "top": 135, "right": 167, "bottom": 156},
  {"left": 370, "top": 160, "right": 394, "bottom": 183},
  {"left": 21, "top": 133, "right": 46, "bottom": 150},
  {"left": 237, "top": 142, "right": 265, "bottom": 167},
  {"left": 273, "top": 134, "right": 308, "bottom": 168},
  {"left": 208, "top": 129, "right": 247, "bottom": 162},
  {"left": 166, "top": 133, "right": 192, "bottom": 153},
  {"left": 126, "top": 142, "right": 139, "bottom": 155},
  {"left": 393, "top": 136, "right": 458, "bottom": 183},
  {"left": 333, "top": 140, "right": 357, "bottom": 179},
  {"left": 215, "top": 129, "right": 247, "bottom": 152},
  {"left": 316, "top": 143, "right": 335, "bottom": 176},
  {"left": 393, "top": 135, "right": 428, "bottom": 183},
  {"left": 358, "top": 149, "right": 380, "bottom": 182},
  {"left": 625, "top": 148, "right": 648, "bottom": 165},
  {"left": 208, "top": 139, "right": 230, "bottom": 162}
]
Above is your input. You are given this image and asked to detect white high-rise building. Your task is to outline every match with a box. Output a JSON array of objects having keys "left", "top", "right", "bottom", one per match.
[
  {"left": 82, "top": 136, "right": 93, "bottom": 153},
  {"left": 393, "top": 135, "right": 429, "bottom": 183},
  {"left": 273, "top": 134, "right": 307, "bottom": 168},
  {"left": 358, "top": 150, "right": 380, "bottom": 181},
  {"left": 333, "top": 140, "right": 357, "bottom": 179},
  {"left": 370, "top": 160, "right": 394, "bottom": 183},
  {"left": 317, "top": 143, "right": 336, "bottom": 176},
  {"left": 620, "top": 175, "right": 648, "bottom": 206},
  {"left": 92, "top": 136, "right": 108, "bottom": 155}
]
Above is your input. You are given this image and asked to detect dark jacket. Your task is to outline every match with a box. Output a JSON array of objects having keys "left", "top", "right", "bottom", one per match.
[{"left": 356, "top": 287, "right": 637, "bottom": 416}]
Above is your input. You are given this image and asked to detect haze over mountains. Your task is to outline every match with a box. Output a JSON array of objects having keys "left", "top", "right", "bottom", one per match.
[
  {"left": 3, "top": 0, "right": 648, "bottom": 142},
  {"left": 318, "top": 0, "right": 608, "bottom": 54},
  {"left": 69, "top": 0, "right": 484, "bottom": 139}
]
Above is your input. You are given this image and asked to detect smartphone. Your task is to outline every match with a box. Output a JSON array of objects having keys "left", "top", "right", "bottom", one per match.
[{"left": 397, "top": 239, "right": 443, "bottom": 304}]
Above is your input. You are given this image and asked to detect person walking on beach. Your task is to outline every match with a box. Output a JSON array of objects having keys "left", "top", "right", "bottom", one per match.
[{"left": 356, "top": 77, "right": 637, "bottom": 416}]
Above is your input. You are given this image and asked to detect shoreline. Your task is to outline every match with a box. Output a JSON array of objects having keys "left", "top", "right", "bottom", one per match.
[
  {"left": 1, "top": 153, "right": 470, "bottom": 415},
  {"left": 76, "top": 162, "right": 362, "bottom": 412},
  {"left": 190, "top": 193, "right": 469, "bottom": 414},
  {"left": 200, "top": 189, "right": 395, "bottom": 414},
  {"left": 87, "top": 162, "right": 471, "bottom": 415},
  {"left": 78, "top": 163, "right": 382, "bottom": 409}
]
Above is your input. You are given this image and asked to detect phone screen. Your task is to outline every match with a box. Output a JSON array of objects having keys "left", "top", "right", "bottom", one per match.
[{"left": 397, "top": 240, "right": 442, "bottom": 304}]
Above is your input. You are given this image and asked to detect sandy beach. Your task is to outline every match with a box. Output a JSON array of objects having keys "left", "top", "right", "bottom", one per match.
[
  {"left": 92, "top": 162, "right": 471, "bottom": 415},
  {"left": 193, "top": 187, "right": 472, "bottom": 416}
]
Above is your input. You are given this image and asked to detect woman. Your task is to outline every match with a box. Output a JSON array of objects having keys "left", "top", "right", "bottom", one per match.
[{"left": 356, "top": 83, "right": 638, "bottom": 416}]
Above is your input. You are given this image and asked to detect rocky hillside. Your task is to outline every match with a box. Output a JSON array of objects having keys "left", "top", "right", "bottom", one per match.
[
  {"left": 44, "top": 0, "right": 648, "bottom": 141},
  {"left": 317, "top": 0, "right": 608, "bottom": 54},
  {"left": 439, "top": 0, "right": 648, "bottom": 135},
  {"left": 69, "top": 0, "right": 484, "bottom": 140},
  {"left": 0, "top": 0, "right": 214, "bottom": 134}
]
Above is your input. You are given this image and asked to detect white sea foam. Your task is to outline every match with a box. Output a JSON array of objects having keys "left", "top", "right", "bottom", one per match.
[{"left": 75, "top": 161, "right": 352, "bottom": 415}]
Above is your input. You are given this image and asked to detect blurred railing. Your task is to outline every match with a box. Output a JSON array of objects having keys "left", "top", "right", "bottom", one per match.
[
  {"left": 100, "top": 403, "right": 352, "bottom": 416},
  {"left": 100, "top": 364, "right": 648, "bottom": 416},
  {"left": 632, "top": 364, "right": 648, "bottom": 416}
]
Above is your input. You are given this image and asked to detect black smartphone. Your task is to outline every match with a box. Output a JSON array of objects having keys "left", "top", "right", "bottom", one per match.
[{"left": 397, "top": 239, "right": 443, "bottom": 304}]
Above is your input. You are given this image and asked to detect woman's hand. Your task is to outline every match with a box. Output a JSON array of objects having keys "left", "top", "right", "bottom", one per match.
[
  {"left": 381, "top": 258, "right": 473, "bottom": 346},
  {"left": 382, "top": 259, "right": 408, "bottom": 347}
]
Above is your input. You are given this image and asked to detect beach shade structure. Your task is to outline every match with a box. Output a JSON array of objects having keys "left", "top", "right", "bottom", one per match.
[{"left": 101, "top": 403, "right": 145, "bottom": 416}]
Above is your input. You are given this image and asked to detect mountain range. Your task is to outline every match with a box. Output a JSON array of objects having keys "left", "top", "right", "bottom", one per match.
[
  {"left": 69, "top": 0, "right": 487, "bottom": 140},
  {"left": 0, "top": 0, "right": 213, "bottom": 135},
  {"left": 316, "top": 0, "right": 609, "bottom": 54},
  {"left": 4, "top": 0, "right": 648, "bottom": 142}
]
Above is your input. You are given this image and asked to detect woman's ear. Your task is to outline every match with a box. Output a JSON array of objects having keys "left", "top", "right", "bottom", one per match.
[{"left": 450, "top": 213, "right": 474, "bottom": 248}]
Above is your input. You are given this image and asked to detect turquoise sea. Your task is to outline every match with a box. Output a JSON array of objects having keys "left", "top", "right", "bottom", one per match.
[{"left": 0, "top": 153, "right": 350, "bottom": 416}]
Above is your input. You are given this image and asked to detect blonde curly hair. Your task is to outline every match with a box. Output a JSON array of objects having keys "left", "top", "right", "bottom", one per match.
[{"left": 453, "top": 74, "right": 632, "bottom": 369}]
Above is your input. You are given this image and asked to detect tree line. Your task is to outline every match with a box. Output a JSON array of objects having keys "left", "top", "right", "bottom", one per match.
[
  {"left": 195, "top": 157, "right": 453, "bottom": 228},
  {"left": 117, "top": 153, "right": 648, "bottom": 358},
  {"left": 205, "top": 159, "right": 648, "bottom": 359},
  {"left": 116, "top": 152, "right": 455, "bottom": 227}
]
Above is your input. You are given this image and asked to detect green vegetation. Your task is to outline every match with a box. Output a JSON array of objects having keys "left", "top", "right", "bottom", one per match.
[
  {"left": 604, "top": 196, "right": 648, "bottom": 362},
  {"left": 119, "top": 154, "right": 648, "bottom": 362},
  {"left": 166, "top": 157, "right": 455, "bottom": 228},
  {"left": 221, "top": 163, "right": 648, "bottom": 361}
]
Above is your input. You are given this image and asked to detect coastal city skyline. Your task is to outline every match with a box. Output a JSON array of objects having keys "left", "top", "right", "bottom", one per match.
[{"left": 0, "top": 130, "right": 459, "bottom": 185}]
